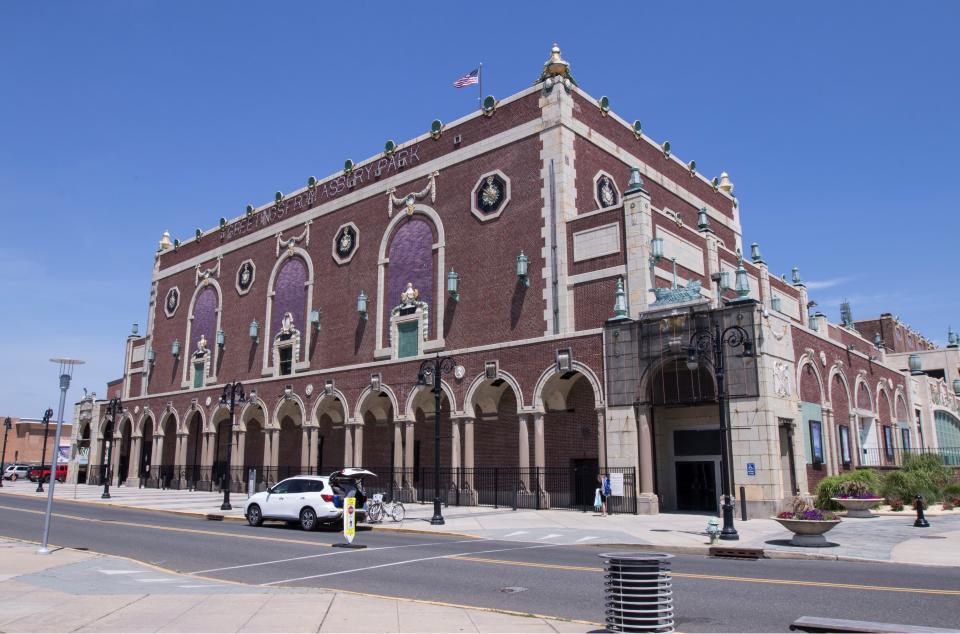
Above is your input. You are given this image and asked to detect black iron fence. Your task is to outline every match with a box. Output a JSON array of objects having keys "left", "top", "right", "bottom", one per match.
[
  {"left": 90, "top": 461, "right": 638, "bottom": 514},
  {"left": 857, "top": 446, "right": 960, "bottom": 468}
]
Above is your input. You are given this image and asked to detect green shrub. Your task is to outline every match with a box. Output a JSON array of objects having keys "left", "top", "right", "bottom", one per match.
[
  {"left": 814, "top": 470, "right": 883, "bottom": 510},
  {"left": 941, "top": 482, "right": 960, "bottom": 500},
  {"left": 882, "top": 470, "right": 941, "bottom": 504}
]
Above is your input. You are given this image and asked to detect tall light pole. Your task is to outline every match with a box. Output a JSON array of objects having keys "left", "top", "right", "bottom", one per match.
[
  {"left": 219, "top": 382, "right": 245, "bottom": 511},
  {"left": 35, "top": 408, "right": 53, "bottom": 493},
  {"left": 1, "top": 417, "right": 11, "bottom": 488},
  {"left": 418, "top": 355, "right": 456, "bottom": 526},
  {"left": 38, "top": 357, "right": 84, "bottom": 555},
  {"left": 101, "top": 398, "right": 123, "bottom": 499},
  {"left": 686, "top": 319, "right": 753, "bottom": 541}
]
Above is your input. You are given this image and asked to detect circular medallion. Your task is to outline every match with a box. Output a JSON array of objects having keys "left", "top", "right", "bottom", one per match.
[
  {"left": 305, "top": 384, "right": 314, "bottom": 396},
  {"left": 332, "top": 222, "right": 359, "bottom": 264},
  {"left": 596, "top": 174, "right": 619, "bottom": 208},
  {"left": 164, "top": 287, "right": 180, "bottom": 318},
  {"left": 205, "top": 396, "right": 212, "bottom": 407},
  {"left": 236, "top": 260, "right": 255, "bottom": 294},
  {"left": 454, "top": 365, "right": 466, "bottom": 380},
  {"left": 475, "top": 174, "right": 507, "bottom": 214}
]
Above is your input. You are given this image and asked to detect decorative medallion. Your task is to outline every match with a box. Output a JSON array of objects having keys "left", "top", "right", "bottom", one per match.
[
  {"left": 819, "top": 351, "right": 827, "bottom": 367},
  {"left": 470, "top": 170, "right": 511, "bottom": 222},
  {"left": 388, "top": 171, "right": 439, "bottom": 218},
  {"left": 332, "top": 222, "right": 359, "bottom": 265},
  {"left": 205, "top": 396, "right": 212, "bottom": 407},
  {"left": 236, "top": 259, "right": 256, "bottom": 295},
  {"left": 164, "top": 287, "right": 180, "bottom": 318},
  {"left": 305, "top": 383, "right": 314, "bottom": 397},
  {"left": 276, "top": 221, "right": 311, "bottom": 257},
  {"left": 593, "top": 172, "right": 620, "bottom": 210},
  {"left": 195, "top": 256, "right": 221, "bottom": 286}
]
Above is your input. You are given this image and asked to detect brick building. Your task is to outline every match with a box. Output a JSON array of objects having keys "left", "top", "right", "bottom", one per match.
[{"left": 67, "top": 45, "right": 957, "bottom": 516}]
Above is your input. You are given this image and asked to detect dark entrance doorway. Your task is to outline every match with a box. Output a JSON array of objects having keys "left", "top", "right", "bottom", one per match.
[
  {"left": 572, "top": 458, "right": 599, "bottom": 510},
  {"left": 675, "top": 461, "right": 717, "bottom": 512}
]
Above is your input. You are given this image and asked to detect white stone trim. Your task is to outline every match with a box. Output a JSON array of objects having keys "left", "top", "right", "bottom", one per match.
[
  {"left": 531, "top": 360, "right": 604, "bottom": 411},
  {"left": 470, "top": 169, "right": 511, "bottom": 222},
  {"left": 312, "top": 389, "right": 351, "bottom": 426},
  {"left": 592, "top": 170, "right": 621, "bottom": 211},
  {"left": 235, "top": 259, "right": 256, "bottom": 296},
  {"left": 331, "top": 221, "right": 359, "bottom": 265},
  {"left": 355, "top": 383, "right": 401, "bottom": 424},
  {"left": 567, "top": 265, "right": 625, "bottom": 286},
  {"left": 404, "top": 381, "right": 458, "bottom": 420},
  {"left": 572, "top": 222, "right": 621, "bottom": 263}
]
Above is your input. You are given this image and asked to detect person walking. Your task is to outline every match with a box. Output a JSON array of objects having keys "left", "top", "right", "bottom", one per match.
[{"left": 597, "top": 473, "right": 611, "bottom": 516}]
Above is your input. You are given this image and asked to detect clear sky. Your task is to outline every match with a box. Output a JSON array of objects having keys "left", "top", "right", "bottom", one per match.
[{"left": 1, "top": 1, "right": 957, "bottom": 417}]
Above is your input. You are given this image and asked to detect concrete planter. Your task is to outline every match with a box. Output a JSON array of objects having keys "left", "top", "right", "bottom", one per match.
[
  {"left": 773, "top": 517, "right": 841, "bottom": 546},
  {"left": 831, "top": 497, "right": 883, "bottom": 518}
]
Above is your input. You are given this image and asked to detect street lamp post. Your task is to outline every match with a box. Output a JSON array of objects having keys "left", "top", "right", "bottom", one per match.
[
  {"left": 686, "top": 317, "right": 754, "bottom": 541},
  {"left": 39, "top": 357, "right": 84, "bottom": 555},
  {"left": 219, "top": 382, "right": 245, "bottom": 511},
  {"left": 1, "top": 417, "right": 11, "bottom": 488},
  {"left": 418, "top": 355, "right": 456, "bottom": 526},
  {"left": 101, "top": 398, "right": 123, "bottom": 499},
  {"left": 35, "top": 408, "right": 53, "bottom": 493}
]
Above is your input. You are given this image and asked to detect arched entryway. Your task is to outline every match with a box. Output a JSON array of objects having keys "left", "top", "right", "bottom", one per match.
[
  {"left": 408, "top": 385, "right": 451, "bottom": 501},
  {"left": 357, "top": 388, "right": 396, "bottom": 477},
  {"left": 314, "top": 394, "right": 347, "bottom": 475},
  {"left": 139, "top": 417, "right": 154, "bottom": 485},
  {"left": 275, "top": 398, "right": 305, "bottom": 480},
  {"left": 467, "top": 376, "right": 522, "bottom": 505},
  {"left": 184, "top": 411, "right": 204, "bottom": 489},
  {"left": 78, "top": 422, "right": 91, "bottom": 484},
  {"left": 159, "top": 415, "right": 177, "bottom": 489},
  {"left": 118, "top": 418, "right": 133, "bottom": 485}
]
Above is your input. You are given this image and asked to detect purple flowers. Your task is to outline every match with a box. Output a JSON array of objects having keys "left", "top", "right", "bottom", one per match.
[{"left": 778, "top": 509, "right": 838, "bottom": 521}]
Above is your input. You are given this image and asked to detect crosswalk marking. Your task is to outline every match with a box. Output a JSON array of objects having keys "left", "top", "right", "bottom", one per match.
[
  {"left": 575, "top": 536, "right": 597, "bottom": 543},
  {"left": 538, "top": 534, "right": 561, "bottom": 540},
  {"left": 98, "top": 570, "right": 142, "bottom": 575},
  {"left": 503, "top": 531, "right": 528, "bottom": 537}
]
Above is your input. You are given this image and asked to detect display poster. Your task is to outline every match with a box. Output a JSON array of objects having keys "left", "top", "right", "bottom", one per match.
[{"left": 609, "top": 473, "right": 624, "bottom": 496}]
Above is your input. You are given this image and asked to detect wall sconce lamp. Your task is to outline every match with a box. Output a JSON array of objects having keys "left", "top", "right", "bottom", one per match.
[
  {"left": 370, "top": 374, "right": 381, "bottom": 393},
  {"left": 908, "top": 354, "right": 923, "bottom": 375},
  {"left": 697, "top": 207, "right": 710, "bottom": 232},
  {"left": 447, "top": 269, "right": 460, "bottom": 302},
  {"left": 720, "top": 271, "right": 731, "bottom": 291},
  {"left": 324, "top": 380, "right": 335, "bottom": 397},
  {"left": 357, "top": 291, "right": 369, "bottom": 320},
  {"left": 171, "top": 339, "right": 181, "bottom": 359},
  {"left": 309, "top": 309, "right": 321, "bottom": 332},
  {"left": 734, "top": 258, "right": 750, "bottom": 299},
  {"left": 650, "top": 237, "right": 664, "bottom": 265},
  {"left": 556, "top": 348, "right": 572, "bottom": 373},
  {"left": 216, "top": 329, "right": 225, "bottom": 349},
  {"left": 516, "top": 251, "right": 529, "bottom": 287},
  {"left": 249, "top": 319, "right": 260, "bottom": 344},
  {"left": 750, "top": 242, "right": 763, "bottom": 264},
  {"left": 146, "top": 347, "right": 156, "bottom": 364},
  {"left": 283, "top": 385, "right": 293, "bottom": 400},
  {"left": 873, "top": 332, "right": 883, "bottom": 350}
]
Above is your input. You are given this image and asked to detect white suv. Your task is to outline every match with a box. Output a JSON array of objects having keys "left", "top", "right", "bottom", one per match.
[
  {"left": 244, "top": 476, "right": 340, "bottom": 531},
  {"left": 3, "top": 464, "right": 31, "bottom": 481}
]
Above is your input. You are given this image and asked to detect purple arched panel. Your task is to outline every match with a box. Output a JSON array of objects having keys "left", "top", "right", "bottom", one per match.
[
  {"left": 271, "top": 257, "right": 308, "bottom": 339},
  {"left": 191, "top": 286, "right": 218, "bottom": 355},
  {"left": 387, "top": 218, "right": 434, "bottom": 319}
]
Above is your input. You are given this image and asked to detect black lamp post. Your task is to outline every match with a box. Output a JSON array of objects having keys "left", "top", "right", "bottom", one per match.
[
  {"left": 686, "top": 317, "right": 754, "bottom": 541},
  {"left": 101, "top": 398, "right": 123, "bottom": 499},
  {"left": 418, "top": 355, "right": 456, "bottom": 525},
  {"left": 1, "top": 417, "right": 11, "bottom": 488},
  {"left": 36, "top": 408, "right": 53, "bottom": 493},
  {"left": 220, "top": 382, "right": 245, "bottom": 511}
]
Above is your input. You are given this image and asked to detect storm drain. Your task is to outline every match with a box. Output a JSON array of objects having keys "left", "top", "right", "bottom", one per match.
[{"left": 499, "top": 586, "right": 527, "bottom": 593}]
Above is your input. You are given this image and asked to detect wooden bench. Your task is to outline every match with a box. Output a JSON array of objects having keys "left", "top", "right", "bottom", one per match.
[{"left": 790, "top": 616, "right": 956, "bottom": 633}]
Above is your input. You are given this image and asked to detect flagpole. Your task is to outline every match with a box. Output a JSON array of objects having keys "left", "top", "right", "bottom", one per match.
[{"left": 478, "top": 63, "right": 483, "bottom": 108}]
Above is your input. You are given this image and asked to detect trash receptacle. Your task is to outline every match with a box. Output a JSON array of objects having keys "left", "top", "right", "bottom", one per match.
[{"left": 598, "top": 552, "right": 674, "bottom": 633}]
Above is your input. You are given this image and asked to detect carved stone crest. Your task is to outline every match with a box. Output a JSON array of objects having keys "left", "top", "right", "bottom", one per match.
[
  {"left": 774, "top": 362, "right": 792, "bottom": 398},
  {"left": 164, "top": 287, "right": 180, "bottom": 318},
  {"left": 400, "top": 283, "right": 420, "bottom": 306}
]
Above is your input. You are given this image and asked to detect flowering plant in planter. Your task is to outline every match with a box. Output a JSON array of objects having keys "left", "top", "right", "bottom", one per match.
[
  {"left": 778, "top": 508, "right": 837, "bottom": 521},
  {"left": 834, "top": 481, "right": 879, "bottom": 499},
  {"left": 772, "top": 497, "right": 842, "bottom": 546}
]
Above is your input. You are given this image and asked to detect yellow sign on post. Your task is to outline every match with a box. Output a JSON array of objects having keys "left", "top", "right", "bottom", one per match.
[{"left": 344, "top": 496, "right": 356, "bottom": 544}]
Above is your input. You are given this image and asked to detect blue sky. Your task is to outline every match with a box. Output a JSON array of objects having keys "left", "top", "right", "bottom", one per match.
[{"left": 1, "top": 1, "right": 957, "bottom": 416}]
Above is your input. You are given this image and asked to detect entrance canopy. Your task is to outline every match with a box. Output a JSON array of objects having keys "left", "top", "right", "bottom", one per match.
[{"left": 604, "top": 302, "right": 761, "bottom": 407}]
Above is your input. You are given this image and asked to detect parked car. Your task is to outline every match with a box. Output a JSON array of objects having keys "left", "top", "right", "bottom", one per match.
[
  {"left": 28, "top": 464, "right": 68, "bottom": 483},
  {"left": 3, "top": 464, "right": 31, "bottom": 481},
  {"left": 244, "top": 476, "right": 342, "bottom": 531}
]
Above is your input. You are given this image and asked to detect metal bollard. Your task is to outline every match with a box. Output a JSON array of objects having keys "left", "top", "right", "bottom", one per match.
[{"left": 599, "top": 552, "right": 674, "bottom": 633}]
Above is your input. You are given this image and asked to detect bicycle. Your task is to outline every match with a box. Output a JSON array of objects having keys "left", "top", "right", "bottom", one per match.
[{"left": 366, "top": 493, "right": 405, "bottom": 523}]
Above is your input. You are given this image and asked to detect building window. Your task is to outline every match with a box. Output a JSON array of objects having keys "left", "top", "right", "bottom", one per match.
[
  {"left": 901, "top": 428, "right": 911, "bottom": 452},
  {"left": 279, "top": 346, "right": 293, "bottom": 376},
  {"left": 883, "top": 426, "right": 895, "bottom": 461},
  {"left": 193, "top": 362, "right": 204, "bottom": 388},
  {"left": 838, "top": 425, "right": 851, "bottom": 466}
]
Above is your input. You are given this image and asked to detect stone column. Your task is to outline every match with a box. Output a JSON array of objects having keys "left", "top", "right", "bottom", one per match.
[
  {"left": 353, "top": 424, "right": 364, "bottom": 467},
  {"left": 152, "top": 434, "right": 164, "bottom": 483},
  {"left": 463, "top": 417, "right": 475, "bottom": 492},
  {"left": 850, "top": 414, "right": 861, "bottom": 466},
  {"left": 393, "top": 422, "right": 403, "bottom": 489},
  {"left": 822, "top": 407, "right": 836, "bottom": 476},
  {"left": 109, "top": 437, "right": 122, "bottom": 486},
  {"left": 621, "top": 182, "right": 654, "bottom": 313},
  {"left": 450, "top": 418, "right": 462, "bottom": 496},
  {"left": 307, "top": 428, "right": 318, "bottom": 473},
  {"left": 128, "top": 436, "right": 142, "bottom": 487},
  {"left": 300, "top": 427, "right": 311, "bottom": 474},
  {"left": 236, "top": 430, "right": 246, "bottom": 489},
  {"left": 518, "top": 414, "right": 531, "bottom": 491},
  {"left": 344, "top": 426, "right": 354, "bottom": 468},
  {"left": 533, "top": 413, "right": 546, "bottom": 494},
  {"left": 404, "top": 422, "right": 415, "bottom": 487},
  {"left": 270, "top": 429, "right": 280, "bottom": 471},
  {"left": 596, "top": 408, "right": 607, "bottom": 471},
  {"left": 636, "top": 405, "right": 655, "bottom": 495},
  {"left": 262, "top": 429, "right": 274, "bottom": 485}
]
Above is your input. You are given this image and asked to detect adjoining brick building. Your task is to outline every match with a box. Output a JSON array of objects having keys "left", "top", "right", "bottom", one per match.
[{"left": 67, "top": 45, "right": 958, "bottom": 516}]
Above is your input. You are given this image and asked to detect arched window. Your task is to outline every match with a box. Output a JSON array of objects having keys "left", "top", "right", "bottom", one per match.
[
  {"left": 377, "top": 208, "right": 446, "bottom": 359},
  {"left": 183, "top": 282, "right": 221, "bottom": 388},
  {"left": 264, "top": 252, "right": 314, "bottom": 376}
]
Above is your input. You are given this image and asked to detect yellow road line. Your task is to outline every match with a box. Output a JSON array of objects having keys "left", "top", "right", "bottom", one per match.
[
  {"left": 450, "top": 556, "right": 960, "bottom": 596},
  {"left": 0, "top": 503, "right": 331, "bottom": 548}
]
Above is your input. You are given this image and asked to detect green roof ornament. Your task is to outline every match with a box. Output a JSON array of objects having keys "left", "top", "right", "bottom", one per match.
[
  {"left": 687, "top": 160, "right": 696, "bottom": 176},
  {"left": 598, "top": 95, "right": 610, "bottom": 116},
  {"left": 307, "top": 176, "right": 317, "bottom": 188},
  {"left": 625, "top": 166, "right": 647, "bottom": 195},
  {"left": 246, "top": 204, "right": 255, "bottom": 216},
  {"left": 219, "top": 217, "right": 227, "bottom": 231},
  {"left": 662, "top": 141, "right": 671, "bottom": 158},
  {"left": 948, "top": 326, "right": 958, "bottom": 347},
  {"left": 195, "top": 228, "right": 203, "bottom": 242},
  {"left": 840, "top": 299, "right": 853, "bottom": 327},
  {"left": 611, "top": 276, "right": 628, "bottom": 319},
  {"left": 792, "top": 267, "right": 803, "bottom": 286},
  {"left": 697, "top": 207, "right": 710, "bottom": 232},
  {"left": 430, "top": 119, "right": 443, "bottom": 139},
  {"left": 711, "top": 176, "right": 720, "bottom": 191},
  {"left": 632, "top": 120, "right": 642, "bottom": 139},
  {"left": 482, "top": 95, "right": 497, "bottom": 117},
  {"left": 384, "top": 140, "right": 396, "bottom": 156},
  {"left": 275, "top": 191, "right": 283, "bottom": 203},
  {"left": 750, "top": 242, "right": 764, "bottom": 264},
  {"left": 344, "top": 159, "right": 354, "bottom": 174}
]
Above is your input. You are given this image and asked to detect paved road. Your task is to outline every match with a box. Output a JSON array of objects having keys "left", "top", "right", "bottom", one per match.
[{"left": 1, "top": 496, "right": 958, "bottom": 632}]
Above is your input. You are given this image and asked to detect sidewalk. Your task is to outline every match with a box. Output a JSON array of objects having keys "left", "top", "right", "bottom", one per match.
[
  {"left": 4, "top": 480, "right": 960, "bottom": 566},
  {"left": 0, "top": 538, "right": 593, "bottom": 633}
]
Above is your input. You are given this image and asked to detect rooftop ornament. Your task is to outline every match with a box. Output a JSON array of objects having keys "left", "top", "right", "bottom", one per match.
[
  {"left": 750, "top": 242, "right": 764, "bottom": 264},
  {"left": 948, "top": 326, "right": 958, "bottom": 348},
  {"left": 650, "top": 257, "right": 703, "bottom": 307},
  {"left": 718, "top": 171, "right": 734, "bottom": 194},
  {"left": 697, "top": 207, "right": 711, "bottom": 232},
  {"left": 792, "top": 267, "right": 803, "bottom": 286},
  {"left": 158, "top": 230, "right": 172, "bottom": 251},
  {"left": 430, "top": 119, "right": 443, "bottom": 140},
  {"left": 611, "top": 276, "right": 628, "bottom": 319},
  {"left": 625, "top": 166, "right": 647, "bottom": 195},
  {"left": 538, "top": 43, "right": 576, "bottom": 92}
]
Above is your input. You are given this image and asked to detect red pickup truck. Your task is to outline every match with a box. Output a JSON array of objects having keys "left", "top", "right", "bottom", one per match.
[{"left": 28, "top": 464, "right": 68, "bottom": 483}]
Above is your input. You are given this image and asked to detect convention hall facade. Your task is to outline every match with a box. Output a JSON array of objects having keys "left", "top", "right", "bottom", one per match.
[{"left": 67, "top": 46, "right": 960, "bottom": 516}]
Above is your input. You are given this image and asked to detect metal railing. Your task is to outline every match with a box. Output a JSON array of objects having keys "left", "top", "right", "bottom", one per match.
[{"left": 857, "top": 446, "right": 960, "bottom": 468}]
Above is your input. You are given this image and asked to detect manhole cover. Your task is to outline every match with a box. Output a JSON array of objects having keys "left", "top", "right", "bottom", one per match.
[{"left": 499, "top": 586, "right": 527, "bottom": 594}]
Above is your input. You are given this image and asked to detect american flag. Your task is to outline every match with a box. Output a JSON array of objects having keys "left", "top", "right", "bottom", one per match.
[{"left": 453, "top": 68, "right": 479, "bottom": 88}]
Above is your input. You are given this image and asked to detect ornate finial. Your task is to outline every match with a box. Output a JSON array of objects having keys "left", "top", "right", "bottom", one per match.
[
  {"left": 612, "top": 277, "right": 628, "bottom": 319},
  {"left": 792, "top": 266, "right": 803, "bottom": 286},
  {"left": 625, "top": 166, "right": 646, "bottom": 195},
  {"left": 537, "top": 42, "right": 577, "bottom": 86},
  {"left": 948, "top": 326, "right": 958, "bottom": 347},
  {"left": 840, "top": 299, "right": 853, "bottom": 327},
  {"left": 718, "top": 171, "right": 734, "bottom": 194},
  {"left": 158, "top": 230, "right": 172, "bottom": 251}
]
